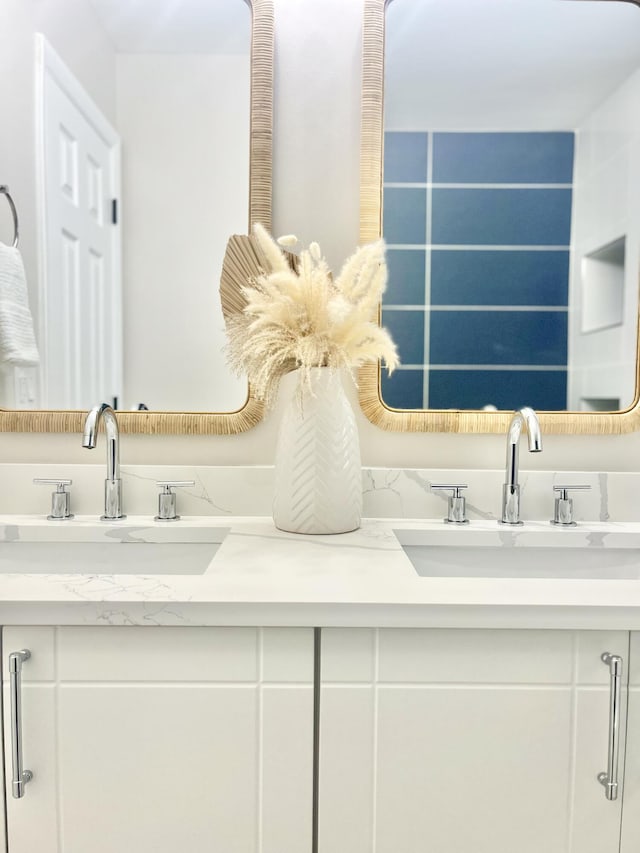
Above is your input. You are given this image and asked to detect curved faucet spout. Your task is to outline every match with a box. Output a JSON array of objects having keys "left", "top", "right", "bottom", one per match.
[
  {"left": 83, "top": 403, "right": 120, "bottom": 481},
  {"left": 505, "top": 406, "right": 542, "bottom": 489},
  {"left": 502, "top": 406, "right": 542, "bottom": 525},
  {"left": 82, "top": 403, "right": 125, "bottom": 520}
]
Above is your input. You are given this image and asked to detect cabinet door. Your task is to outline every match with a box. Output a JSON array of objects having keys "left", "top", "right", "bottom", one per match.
[
  {"left": 319, "top": 628, "right": 627, "bottom": 853},
  {"left": 3, "top": 626, "right": 314, "bottom": 853}
]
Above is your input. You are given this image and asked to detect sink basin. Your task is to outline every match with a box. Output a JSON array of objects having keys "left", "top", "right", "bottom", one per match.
[
  {"left": 0, "top": 522, "right": 230, "bottom": 575},
  {"left": 394, "top": 525, "right": 640, "bottom": 580}
]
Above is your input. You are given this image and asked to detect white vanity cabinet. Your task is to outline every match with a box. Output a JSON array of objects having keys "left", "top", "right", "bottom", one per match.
[
  {"left": 318, "top": 628, "right": 628, "bottom": 853},
  {"left": 1, "top": 626, "right": 314, "bottom": 853}
]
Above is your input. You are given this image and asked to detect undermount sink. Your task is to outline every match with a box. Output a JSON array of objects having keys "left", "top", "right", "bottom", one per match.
[
  {"left": 394, "top": 525, "right": 640, "bottom": 580},
  {"left": 0, "top": 522, "right": 230, "bottom": 575}
]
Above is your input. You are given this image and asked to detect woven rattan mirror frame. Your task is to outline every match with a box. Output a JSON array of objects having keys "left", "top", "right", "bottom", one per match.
[
  {"left": 0, "top": 0, "right": 273, "bottom": 435},
  {"left": 358, "top": 0, "right": 640, "bottom": 434}
]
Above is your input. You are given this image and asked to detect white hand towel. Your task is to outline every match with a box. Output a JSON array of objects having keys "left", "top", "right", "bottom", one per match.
[{"left": 0, "top": 241, "right": 40, "bottom": 366}]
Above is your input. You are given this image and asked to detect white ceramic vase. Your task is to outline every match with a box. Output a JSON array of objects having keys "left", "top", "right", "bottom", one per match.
[{"left": 273, "top": 367, "right": 362, "bottom": 534}]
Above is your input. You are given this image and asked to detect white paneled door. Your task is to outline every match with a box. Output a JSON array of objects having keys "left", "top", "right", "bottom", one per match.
[
  {"left": 319, "top": 628, "right": 627, "bottom": 853},
  {"left": 36, "top": 35, "right": 122, "bottom": 410},
  {"left": 2, "top": 626, "right": 314, "bottom": 853}
]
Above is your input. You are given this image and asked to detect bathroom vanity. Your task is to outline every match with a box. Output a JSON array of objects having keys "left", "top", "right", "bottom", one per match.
[
  {"left": 2, "top": 461, "right": 640, "bottom": 853},
  {"left": 3, "top": 0, "right": 640, "bottom": 849},
  {"left": 3, "top": 622, "right": 635, "bottom": 853}
]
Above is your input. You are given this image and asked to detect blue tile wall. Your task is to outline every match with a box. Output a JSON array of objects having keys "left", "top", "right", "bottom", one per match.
[
  {"left": 429, "top": 310, "right": 567, "bottom": 366},
  {"left": 382, "top": 130, "right": 573, "bottom": 410},
  {"left": 428, "top": 369, "right": 567, "bottom": 411},
  {"left": 432, "top": 133, "right": 574, "bottom": 184},
  {"left": 431, "top": 188, "right": 572, "bottom": 246},
  {"left": 384, "top": 132, "right": 429, "bottom": 183},
  {"left": 383, "top": 187, "right": 427, "bottom": 244},
  {"left": 381, "top": 369, "right": 425, "bottom": 409},
  {"left": 430, "top": 250, "right": 569, "bottom": 306},
  {"left": 386, "top": 249, "right": 426, "bottom": 304},
  {"left": 382, "top": 309, "right": 425, "bottom": 365}
]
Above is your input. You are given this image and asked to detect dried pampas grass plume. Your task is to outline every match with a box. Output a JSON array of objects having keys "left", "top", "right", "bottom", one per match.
[{"left": 223, "top": 224, "right": 399, "bottom": 406}]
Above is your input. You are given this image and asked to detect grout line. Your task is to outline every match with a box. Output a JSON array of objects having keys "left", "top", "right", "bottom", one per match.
[
  {"left": 372, "top": 629, "right": 380, "bottom": 853},
  {"left": 384, "top": 182, "right": 573, "bottom": 190},
  {"left": 423, "top": 132, "right": 433, "bottom": 408},
  {"left": 386, "top": 244, "right": 570, "bottom": 251},
  {"left": 566, "top": 632, "right": 579, "bottom": 853},
  {"left": 323, "top": 682, "right": 600, "bottom": 691},
  {"left": 384, "top": 305, "right": 569, "bottom": 313},
  {"left": 257, "top": 629, "right": 264, "bottom": 853},
  {"left": 312, "top": 628, "right": 321, "bottom": 853},
  {"left": 55, "top": 629, "right": 64, "bottom": 851},
  {"left": 391, "top": 364, "right": 567, "bottom": 373},
  {"left": 54, "top": 680, "right": 275, "bottom": 687}
]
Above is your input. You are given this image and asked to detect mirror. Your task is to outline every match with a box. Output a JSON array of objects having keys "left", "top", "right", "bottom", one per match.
[
  {"left": 359, "top": 0, "right": 640, "bottom": 434},
  {"left": 0, "top": 0, "right": 273, "bottom": 434}
]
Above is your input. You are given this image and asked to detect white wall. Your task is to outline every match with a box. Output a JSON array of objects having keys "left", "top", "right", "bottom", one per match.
[
  {"left": 568, "top": 69, "right": 640, "bottom": 411},
  {"left": 116, "top": 54, "right": 249, "bottom": 411},
  {"left": 2, "top": 0, "right": 640, "bottom": 472}
]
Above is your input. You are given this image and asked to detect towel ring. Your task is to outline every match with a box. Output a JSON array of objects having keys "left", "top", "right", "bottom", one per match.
[{"left": 0, "top": 186, "right": 19, "bottom": 248}]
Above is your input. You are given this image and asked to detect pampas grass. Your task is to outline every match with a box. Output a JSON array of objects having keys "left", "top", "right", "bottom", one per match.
[{"left": 225, "top": 223, "right": 398, "bottom": 406}]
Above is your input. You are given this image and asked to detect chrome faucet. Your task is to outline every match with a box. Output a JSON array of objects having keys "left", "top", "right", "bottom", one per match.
[
  {"left": 500, "top": 406, "right": 542, "bottom": 525},
  {"left": 82, "top": 403, "right": 126, "bottom": 520}
]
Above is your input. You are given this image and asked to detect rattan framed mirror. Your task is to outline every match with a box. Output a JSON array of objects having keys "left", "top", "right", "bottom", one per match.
[
  {"left": 0, "top": 0, "right": 273, "bottom": 435},
  {"left": 359, "top": 0, "right": 640, "bottom": 434}
]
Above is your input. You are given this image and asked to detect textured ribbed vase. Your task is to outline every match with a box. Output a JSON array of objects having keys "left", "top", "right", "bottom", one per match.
[{"left": 273, "top": 368, "right": 362, "bottom": 534}]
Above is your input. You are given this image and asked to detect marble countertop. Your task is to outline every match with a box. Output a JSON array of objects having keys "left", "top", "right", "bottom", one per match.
[{"left": 2, "top": 515, "right": 640, "bottom": 629}]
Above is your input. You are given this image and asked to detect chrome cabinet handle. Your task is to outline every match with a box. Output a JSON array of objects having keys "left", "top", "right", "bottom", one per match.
[
  {"left": 598, "top": 652, "right": 623, "bottom": 801},
  {"left": 9, "top": 650, "right": 33, "bottom": 798}
]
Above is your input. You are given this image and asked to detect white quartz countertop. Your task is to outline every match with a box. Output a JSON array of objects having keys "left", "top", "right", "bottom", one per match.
[{"left": 2, "top": 515, "right": 640, "bottom": 629}]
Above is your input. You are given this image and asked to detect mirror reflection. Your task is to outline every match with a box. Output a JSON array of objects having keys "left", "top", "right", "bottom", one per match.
[
  {"left": 0, "top": 0, "right": 250, "bottom": 413},
  {"left": 381, "top": 0, "right": 640, "bottom": 413}
]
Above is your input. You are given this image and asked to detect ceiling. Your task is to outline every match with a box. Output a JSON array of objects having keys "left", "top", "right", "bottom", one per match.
[
  {"left": 385, "top": 0, "right": 640, "bottom": 129},
  {"left": 87, "top": 0, "right": 251, "bottom": 53}
]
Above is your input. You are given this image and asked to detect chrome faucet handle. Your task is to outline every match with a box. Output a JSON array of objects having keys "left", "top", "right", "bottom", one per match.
[
  {"left": 33, "top": 478, "right": 74, "bottom": 520},
  {"left": 551, "top": 484, "right": 591, "bottom": 527},
  {"left": 431, "top": 484, "right": 469, "bottom": 525},
  {"left": 155, "top": 481, "right": 195, "bottom": 522}
]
